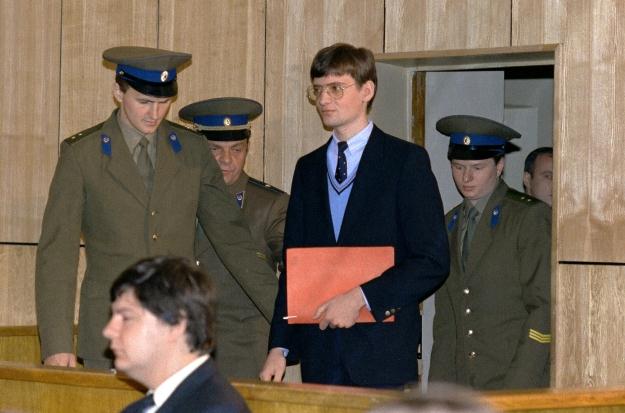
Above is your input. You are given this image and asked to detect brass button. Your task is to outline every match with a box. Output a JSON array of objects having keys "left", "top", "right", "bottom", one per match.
[
  {"left": 390, "top": 309, "right": 396, "bottom": 314},
  {"left": 151, "top": 210, "right": 157, "bottom": 216},
  {"left": 152, "top": 233, "right": 158, "bottom": 241},
  {"left": 465, "top": 308, "right": 471, "bottom": 315},
  {"left": 467, "top": 329, "right": 474, "bottom": 336},
  {"left": 196, "top": 260, "right": 200, "bottom": 266},
  {"left": 468, "top": 351, "right": 477, "bottom": 359},
  {"left": 463, "top": 288, "right": 470, "bottom": 295}
]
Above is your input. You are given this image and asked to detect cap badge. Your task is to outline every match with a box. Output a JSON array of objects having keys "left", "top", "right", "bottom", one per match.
[
  {"left": 463, "top": 135, "right": 471, "bottom": 145},
  {"left": 223, "top": 117, "right": 232, "bottom": 127},
  {"left": 160, "top": 70, "right": 169, "bottom": 82}
]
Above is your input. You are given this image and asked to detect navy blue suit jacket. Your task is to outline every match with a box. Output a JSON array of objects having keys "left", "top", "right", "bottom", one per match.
[
  {"left": 121, "top": 359, "right": 250, "bottom": 413},
  {"left": 269, "top": 126, "right": 449, "bottom": 387}
]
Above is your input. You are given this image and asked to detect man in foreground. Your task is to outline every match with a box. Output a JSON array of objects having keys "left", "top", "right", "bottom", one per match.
[{"left": 104, "top": 256, "right": 250, "bottom": 413}]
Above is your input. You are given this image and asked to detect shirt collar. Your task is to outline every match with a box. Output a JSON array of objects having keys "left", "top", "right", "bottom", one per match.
[
  {"left": 331, "top": 121, "right": 373, "bottom": 153},
  {"left": 151, "top": 354, "right": 209, "bottom": 409}
]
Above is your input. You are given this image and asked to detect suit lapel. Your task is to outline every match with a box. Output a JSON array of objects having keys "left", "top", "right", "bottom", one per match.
[
  {"left": 157, "top": 359, "right": 213, "bottom": 413},
  {"left": 466, "top": 181, "right": 508, "bottom": 271},
  {"left": 337, "top": 127, "right": 384, "bottom": 244},
  {"left": 102, "top": 115, "right": 149, "bottom": 207},
  {"left": 311, "top": 140, "right": 336, "bottom": 244}
]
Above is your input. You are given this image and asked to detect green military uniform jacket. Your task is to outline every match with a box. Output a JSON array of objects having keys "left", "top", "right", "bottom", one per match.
[
  {"left": 430, "top": 180, "right": 551, "bottom": 390},
  {"left": 195, "top": 172, "right": 288, "bottom": 379},
  {"left": 35, "top": 111, "right": 277, "bottom": 364}
]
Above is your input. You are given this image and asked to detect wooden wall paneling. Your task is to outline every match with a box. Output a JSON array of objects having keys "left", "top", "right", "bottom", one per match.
[
  {"left": 384, "top": 0, "right": 511, "bottom": 53},
  {"left": 158, "top": 0, "right": 267, "bottom": 181},
  {"left": 516, "top": 0, "right": 625, "bottom": 262},
  {"left": 0, "top": 0, "right": 61, "bottom": 243},
  {"left": 59, "top": 0, "right": 159, "bottom": 141},
  {"left": 511, "top": 0, "right": 566, "bottom": 46},
  {"left": 264, "top": 0, "right": 384, "bottom": 192},
  {"left": 554, "top": 264, "right": 625, "bottom": 388}
]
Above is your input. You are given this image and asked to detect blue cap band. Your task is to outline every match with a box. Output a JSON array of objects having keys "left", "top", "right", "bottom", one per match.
[
  {"left": 117, "top": 64, "right": 177, "bottom": 83},
  {"left": 450, "top": 133, "right": 506, "bottom": 146},
  {"left": 193, "top": 114, "right": 249, "bottom": 127}
]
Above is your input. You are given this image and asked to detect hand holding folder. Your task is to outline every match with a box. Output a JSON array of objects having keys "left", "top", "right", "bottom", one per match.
[{"left": 285, "top": 246, "right": 395, "bottom": 324}]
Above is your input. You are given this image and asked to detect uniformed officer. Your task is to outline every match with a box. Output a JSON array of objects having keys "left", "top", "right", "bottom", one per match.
[
  {"left": 36, "top": 47, "right": 278, "bottom": 369},
  {"left": 429, "top": 115, "right": 551, "bottom": 390},
  {"left": 179, "top": 97, "right": 288, "bottom": 379}
]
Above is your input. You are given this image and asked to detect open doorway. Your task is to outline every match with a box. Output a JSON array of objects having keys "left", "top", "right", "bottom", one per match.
[{"left": 371, "top": 45, "right": 556, "bottom": 388}]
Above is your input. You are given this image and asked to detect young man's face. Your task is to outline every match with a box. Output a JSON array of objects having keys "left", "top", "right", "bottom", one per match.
[
  {"left": 113, "top": 83, "right": 172, "bottom": 135},
  {"left": 103, "top": 290, "right": 179, "bottom": 386},
  {"left": 451, "top": 158, "right": 504, "bottom": 202},
  {"left": 206, "top": 139, "right": 249, "bottom": 185},
  {"left": 312, "top": 73, "right": 374, "bottom": 141},
  {"left": 523, "top": 153, "right": 553, "bottom": 206}
]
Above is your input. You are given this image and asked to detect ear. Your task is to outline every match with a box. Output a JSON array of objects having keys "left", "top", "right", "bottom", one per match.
[
  {"left": 496, "top": 157, "right": 505, "bottom": 177},
  {"left": 361, "top": 80, "right": 375, "bottom": 104},
  {"left": 523, "top": 171, "right": 532, "bottom": 193},
  {"left": 112, "top": 82, "right": 124, "bottom": 104}
]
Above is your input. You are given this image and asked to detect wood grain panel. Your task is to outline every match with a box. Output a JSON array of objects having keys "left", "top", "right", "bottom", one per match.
[
  {"left": 159, "top": 0, "right": 267, "bottom": 181},
  {"left": 264, "top": 0, "right": 384, "bottom": 191},
  {"left": 515, "top": 0, "right": 625, "bottom": 262},
  {"left": 60, "top": 0, "right": 158, "bottom": 140},
  {"left": 0, "top": 245, "right": 86, "bottom": 328},
  {"left": 384, "top": 0, "right": 511, "bottom": 53},
  {"left": 554, "top": 264, "right": 625, "bottom": 388},
  {"left": 0, "top": 0, "right": 61, "bottom": 243}
]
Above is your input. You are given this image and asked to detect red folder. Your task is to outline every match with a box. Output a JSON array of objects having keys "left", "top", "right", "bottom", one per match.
[{"left": 285, "top": 246, "right": 395, "bottom": 324}]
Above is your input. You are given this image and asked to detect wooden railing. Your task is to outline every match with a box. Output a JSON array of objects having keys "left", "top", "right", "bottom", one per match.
[{"left": 2, "top": 361, "right": 625, "bottom": 413}]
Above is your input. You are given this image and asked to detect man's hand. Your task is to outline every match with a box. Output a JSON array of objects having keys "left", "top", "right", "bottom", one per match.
[
  {"left": 259, "top": 348, "right": 286, "bottom": 382},
  {"left": 44, "top": 352, "right": 77, "bottom": 367},
  {"left": 313, "top": 287, "right": 365, "bottom": 330}
]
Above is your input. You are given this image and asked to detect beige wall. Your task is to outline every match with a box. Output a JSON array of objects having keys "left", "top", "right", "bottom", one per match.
[{"left": 2, "top": 0, "right": 625, "bottom": 388}]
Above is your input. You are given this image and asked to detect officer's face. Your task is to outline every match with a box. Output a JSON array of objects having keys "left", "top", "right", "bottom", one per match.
[
  {"left": 207, "top": 139, "right": 249, "bottom": 185},
  {"left": 451, "top": 158, "right": 504, "bottom": 202},
  {"left": 113, "top": 83, "right": 172, "bottom": 135},
  {"left": 523, "top": 153, "right": 553, "bottom": 206},
  {"left": 103, "top": 290, "right": 184, "bottom": 388},
  {"left": 312, "top": 74, "right": 374, "bottom": 141}
]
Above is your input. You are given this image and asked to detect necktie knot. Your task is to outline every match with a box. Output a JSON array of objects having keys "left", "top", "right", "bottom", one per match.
[
  {"left": 335, "top": 141, "right": 348, "bottom": 184},
  {"left": 461, "top": 206, "right": 479, "bottom": 271}
]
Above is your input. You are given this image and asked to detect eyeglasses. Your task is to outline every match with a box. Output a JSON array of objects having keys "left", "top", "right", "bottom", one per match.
[{"left": 307, "top": 83, "right": 355, "bottom": 102}]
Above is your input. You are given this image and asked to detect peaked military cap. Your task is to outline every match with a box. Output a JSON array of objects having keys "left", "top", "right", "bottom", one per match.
[
  {"left": 436, "top": 115, "right": 521, "bottom": 160},
  {"left": 103, "top": 46, "right": 191, "bottom": 97},
  {"left": 179, "top": 97, "right": 263, "bottom": 141}
]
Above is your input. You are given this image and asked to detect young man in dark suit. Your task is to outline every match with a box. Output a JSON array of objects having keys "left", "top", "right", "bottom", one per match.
[
  {"left": 260, "top": 43, "right": 449, "bottom": 387},
  {"left": 104, "top": 256, "right": 250, "bottom": 413}
]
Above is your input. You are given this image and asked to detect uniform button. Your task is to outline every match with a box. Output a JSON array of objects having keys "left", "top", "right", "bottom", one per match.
[
  {"left": 152, "top": 233, "right": 158, "bottom": 241},
  {"left": 151, "top": 210, "right": 157, "bottom": 216},
  {"left": 196, "top": 260, "right": 200, "bottom": 266},
  {"left": 463, "top": 288, "right": 470, "bottom": 295},
  {"left": 467, "top": 329, "right": 474, "bottom": 336},
  {"left": 468, "top": 351, "right": 477, "bottom": 359},
  {"left": 465, "top": 308, "right": 471, "bottom": 315},
  {"left": 390, "top": 309, "right": 396, "bottom": 314},
  {"left": 384, "top": 310, "right": 391, "bottom": 317}
]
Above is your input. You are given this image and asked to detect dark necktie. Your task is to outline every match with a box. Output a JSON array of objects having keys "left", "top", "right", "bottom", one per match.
[
  {"left": 121, "top": 393, "right": 155, "bottom": 413},
  {"left": 335, "top": 141, "right": 348, "bottom": 184},
  {"left": 136, "top": 137, "right": 154, "bottom": 193},
  {"left": 461, "top": 206, "right": 479, "bottom": 271}
]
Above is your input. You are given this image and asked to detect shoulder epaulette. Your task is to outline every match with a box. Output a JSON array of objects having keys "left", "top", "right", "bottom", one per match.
[
  {"left": 167, "top": 120, "right": 198, "bottom": 134},
  {"left": 248, "top": 177, "right": 286, "bottom": 194},
  {"left": 505, "top": 188, "right": 539, "bottom": 205},
  {"left": 65, "top": 122, "right": 105, "bottom": 145}
]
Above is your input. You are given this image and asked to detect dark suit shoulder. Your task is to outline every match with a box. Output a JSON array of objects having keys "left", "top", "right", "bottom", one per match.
[
  {"left": 63, "top": 122, "right": 105, "bottom": 145},
  {"left": 248, "top": 177, "right": 287, "bottom": 195}
]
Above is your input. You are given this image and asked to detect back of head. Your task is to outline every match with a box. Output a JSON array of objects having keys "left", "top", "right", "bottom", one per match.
[
  {"left": 368, "top": 383, "right": 499, "bottom": 413},
  {"left": 110, "top": 256, "right": 216, "bottom": 353},
  {"left": 310, "top": 42, "right": 377, "bottom": 109}
]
